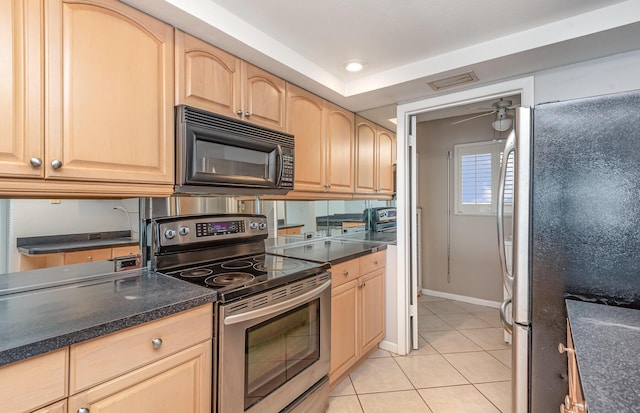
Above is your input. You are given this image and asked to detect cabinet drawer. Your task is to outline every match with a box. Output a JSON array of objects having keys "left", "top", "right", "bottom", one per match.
[
  {"left": 64, "top": 248, "right": 112, "bottom": 265},
  {"left": 0, "top": 348, "right": 68, "bottom": 412},
  {"left": 111, "top": 245, "right": 140, "bottom": 258},
  {"left": 331, "top": 258, "right": 360, "bottom": 288},
  {"left": 70, "top": 304, "right": 212, "bottom": 393},
  {"left": 359, "top": 250, "right": 386, "bottom": 274}
]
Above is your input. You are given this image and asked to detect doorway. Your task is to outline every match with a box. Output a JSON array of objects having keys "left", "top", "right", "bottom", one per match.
[{"left": 394, "top": 77, "right": 534, "bottom": 355}]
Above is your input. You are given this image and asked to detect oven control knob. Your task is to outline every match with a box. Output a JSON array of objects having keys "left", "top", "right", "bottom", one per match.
[
  {"left": 259, "top": 222, "right": 267, "bottom": 230},
  {"left": 179, "top": 226, "right": 190, "bottom": 236},
  {"left": 164, "top": 229, "right": 177, "bottom": 239},
  {"left": 249, "top": 222, "right": 258, "bottom": 230}
]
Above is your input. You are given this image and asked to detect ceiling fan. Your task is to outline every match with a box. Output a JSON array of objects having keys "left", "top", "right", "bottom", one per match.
[{"left": 451, "top": 98, "right": 519, "bottom": 131}]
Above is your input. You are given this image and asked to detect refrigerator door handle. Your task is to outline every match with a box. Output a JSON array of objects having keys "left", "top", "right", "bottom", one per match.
[
  {"left": 497, "top": 129, "right": 516, "bottom": 296},
  {"left": 500, "top": 297, "right": 513, "bottom": 334}
]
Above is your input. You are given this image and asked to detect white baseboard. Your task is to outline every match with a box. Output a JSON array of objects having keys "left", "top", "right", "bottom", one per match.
[
  {"left": 421, "top": 289, "right": 501, "bottom": 309},
  {"left": 378, "top": 340, "right": 398, "bottom": 354}
]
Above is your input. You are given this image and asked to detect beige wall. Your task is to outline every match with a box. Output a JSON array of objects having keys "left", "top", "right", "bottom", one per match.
[{"left": 416, "top": 114, "right": 512, "bottom": 302}]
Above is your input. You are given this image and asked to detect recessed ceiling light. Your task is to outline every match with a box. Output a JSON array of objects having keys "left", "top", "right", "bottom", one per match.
[{"left": 344, "top": 60, "right": 366, "bottom": 72}]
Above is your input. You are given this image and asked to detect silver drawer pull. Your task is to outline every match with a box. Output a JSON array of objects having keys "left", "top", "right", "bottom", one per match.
[
  {"left": 78, "top": 408, "right": 90, "bottom": 413},
  {"left": 152, "top": 338, "right": 163, "bottom": 349},
  {"left": 343, "top": 270, "right": 349, "bottom": 276},
  {"left": 373, "top": 260, "right": 379, "bottom": 265}
]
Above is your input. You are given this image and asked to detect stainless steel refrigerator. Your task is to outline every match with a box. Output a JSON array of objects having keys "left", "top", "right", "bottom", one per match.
[{"left": 498, "top": 90, "right": 640, "bottom": 413}]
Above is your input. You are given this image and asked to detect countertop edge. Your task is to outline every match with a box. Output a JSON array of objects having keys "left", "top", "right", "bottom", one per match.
[
  {"left": 18, "top": 239, "right": 139, "bottom": 255},
  {"left": 0, "top": 291, "right": 215, "bottom": 367}
]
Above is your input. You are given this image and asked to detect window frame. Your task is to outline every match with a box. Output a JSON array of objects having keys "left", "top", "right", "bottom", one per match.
[{"left": 453, "top": 140, "right": 513, "bottom": 216}]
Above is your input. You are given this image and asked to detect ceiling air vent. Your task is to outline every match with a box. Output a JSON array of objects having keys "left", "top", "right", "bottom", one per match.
[{"left": 427, "top": 71, "right": 479, "bottom": 91}]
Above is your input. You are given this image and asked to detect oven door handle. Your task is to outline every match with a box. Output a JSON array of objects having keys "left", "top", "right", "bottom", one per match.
[{"left": 223, "top": 279, "right": 331, "bottom": 326}]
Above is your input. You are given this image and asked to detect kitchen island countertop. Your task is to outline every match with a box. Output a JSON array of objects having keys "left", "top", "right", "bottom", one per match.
[
  {"left": 0, "top": 264, "right": 215, "bottom": 367},
  {"left": 565, "top": 299, "right": 640, "bottom": 413}
]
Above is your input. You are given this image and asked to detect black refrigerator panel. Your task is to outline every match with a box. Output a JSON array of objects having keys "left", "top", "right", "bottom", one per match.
[{"left": 531, "top": 90, "right": 640, "bottom": 412}]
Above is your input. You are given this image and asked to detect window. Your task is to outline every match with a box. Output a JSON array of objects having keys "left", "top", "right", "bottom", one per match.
[{"left": 454, "top": 141, "right": 513, "bottom": 215}]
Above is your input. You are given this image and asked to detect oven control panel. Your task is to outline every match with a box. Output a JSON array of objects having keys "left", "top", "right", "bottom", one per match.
[{"left": 156, "top": 215, "right": 268, "bottom": 247}]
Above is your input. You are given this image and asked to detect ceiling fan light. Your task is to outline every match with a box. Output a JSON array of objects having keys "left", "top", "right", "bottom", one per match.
[{"left": 492, "top": 118, "right": 512, "bottom": 132}]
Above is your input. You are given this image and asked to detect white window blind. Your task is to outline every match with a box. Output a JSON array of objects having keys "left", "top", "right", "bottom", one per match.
[{"left": 454, "top": 141, "right": 514, "bottom": 215}]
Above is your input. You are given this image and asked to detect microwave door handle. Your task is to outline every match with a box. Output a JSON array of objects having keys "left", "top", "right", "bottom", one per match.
[
  {"left": 497, "top": 129, "right": 515, "bottom": 297},
  {"left": 276, "top": 145, "right": 284, "bottom": 185},
  {"left": 223, "top": 279, "right": 331, "bottom": 326}
]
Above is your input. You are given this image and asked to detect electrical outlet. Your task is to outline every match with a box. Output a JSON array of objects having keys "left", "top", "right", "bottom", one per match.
[{"left": 304, "top": 232, "right": 314, "bottom": 240}]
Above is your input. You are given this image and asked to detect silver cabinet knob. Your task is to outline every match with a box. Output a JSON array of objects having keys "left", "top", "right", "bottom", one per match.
[
  {"left": 30, "top": 157, "right": 42, "bottom": 167},
  {"left": 244, "top": 112, "right": 251, "bottom": 117},
  {"left": 87, "top": 256, "right": 93, "bottom": 261},
  {"left": 51, "top": 159, "right": 63, "bottom": 169},
  {"left": 343, "top": 270, "right": 349, "bottom": 276},
  {"left": 374, "top": 260, "right": 379, "bottom": 265},
  {"left": 152, "top": 338, "right": 163, "bottom": 349},
  {"left": 237, "top": 109, "right": 243, "bottom": 116},
  {"left": 78, "top": 408, "right": 90, "bottom": 413}
]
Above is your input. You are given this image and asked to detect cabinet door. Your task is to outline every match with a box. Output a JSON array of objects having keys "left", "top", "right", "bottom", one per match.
[
  {"left": 330, "top": 279, "right": 358, "bottom": 383},
  {"left": 175, "top": 30, "right": 241, "bottom": 118},
  {"left": 34, "top": 400, "right": 67, "bottom": 413},
  {"left": 286, "top": 84, "right": 326, "bottom": 192},
  {"left": 64, "top": 248, "right": 112, "bottom": 265},
  {"left": 243, "top": 62, "right": 285, "bottom": 131},
  {"left": 359, "top": 269, "right": 385, "bottom": 355},
  {"left": 0, "top": 0, "right": 44, "bottom": 178},
  {"left": 111, "top": 245, "right": 140, "bottom": 258},
  {"left": 68, "top": 341, "right": 211, "bottom": 413},
  {"left": 46, "top": 0, "right": 174, "bottom": 184},
  {"left": 377, "top": 128, "right": 395, "bottom": 194},
  {"left": 355, "top": 116, "right": 377, "bottom": 193},
  {"left": 0, "top": 348, "right": 68, "bottom": 413},
  {"left": 325, "top": 101, "right": 355, "bottom": 193}
]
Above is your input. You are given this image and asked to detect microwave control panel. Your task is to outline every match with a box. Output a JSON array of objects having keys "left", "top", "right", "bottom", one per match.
[{"left": 280, "top": 148, "right": 294, "bottom": 188}]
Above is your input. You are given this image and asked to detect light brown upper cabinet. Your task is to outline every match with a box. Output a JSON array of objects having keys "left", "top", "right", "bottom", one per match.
[
  {"left": 355, "top": 116, "right": 396, "bottom": 196},
  {"left": 286, "top": 84, "right": 355, "bottom": 196},
  {"left": 0, "top": 0, "right": 175, "bottom": 197},
  {"left": 0, "top": 0, "right": 44, "bottom": 179},
  {"left": 176, "top": 30, "right": 286, "bottom": 131}
]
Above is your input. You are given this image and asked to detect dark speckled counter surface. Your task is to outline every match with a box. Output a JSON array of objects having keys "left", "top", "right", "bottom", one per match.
[
  {"left": 266, "top": 237, "right": 386, "bottom": 264},
  {"left": 565, "top": 299, "right": 640, "bottom": 413},
  {"left": 0, "top": 266, "right": 215, "bottom": 366}
]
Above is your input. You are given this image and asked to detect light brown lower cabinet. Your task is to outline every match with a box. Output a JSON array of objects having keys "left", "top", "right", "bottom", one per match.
[
  {"left": 560, "top": 320, "right": 587, "bottom": 413},
  {"left": 329, "top": 251, "right": 386, "bottom": 384},
  {"left": 68, "top": 341, "right": 211, "bottom": 413},
  {"left": 0, "top": 304, "right": 212, "bottom": 413},
  {"left": 19, "top": 245, "right": 141, "bottom": 271},
  {"left": 34, "top": 400, "right": 67, "bottom": 413},
  {"left": 0, "top": 348, "right": 68, "bottom": 412}
]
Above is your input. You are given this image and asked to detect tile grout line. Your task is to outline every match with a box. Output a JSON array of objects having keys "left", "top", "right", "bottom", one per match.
[{"left": 418, "top": 296, "right": 512, "bottom": 412}]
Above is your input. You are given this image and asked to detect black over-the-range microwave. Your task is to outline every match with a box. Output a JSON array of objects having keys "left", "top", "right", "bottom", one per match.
[{"left": 174, "top": 105, "right": 294, "bottom": 195}]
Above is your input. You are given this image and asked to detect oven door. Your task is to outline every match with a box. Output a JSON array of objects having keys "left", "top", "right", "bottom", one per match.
[{"left": 218, "top": 276, "right": 331, "bottom": 413}]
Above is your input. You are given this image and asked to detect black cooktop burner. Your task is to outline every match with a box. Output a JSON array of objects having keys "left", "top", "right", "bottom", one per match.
[
  {"left": 253, "top": 260, "right": 304, "bottom": 273},
  {"left": 205, "top": 272, "right": 255, "bottom": 287},
  {"left": 180, "top": 268, "right": 213, "bottom": 278}
]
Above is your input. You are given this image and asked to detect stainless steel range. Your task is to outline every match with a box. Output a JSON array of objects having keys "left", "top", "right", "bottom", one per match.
[{"left": 151, "top": 214, "right": 331, "bottom": 413}]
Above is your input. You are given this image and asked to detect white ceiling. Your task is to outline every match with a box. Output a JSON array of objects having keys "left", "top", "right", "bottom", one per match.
[{"left": 124, "top": 0, "right": 640, "bottom": 129}]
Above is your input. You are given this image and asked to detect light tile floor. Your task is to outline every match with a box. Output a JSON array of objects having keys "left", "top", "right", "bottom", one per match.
[{"left": 327, "top": 294, "right": 512, "bottom": 413}]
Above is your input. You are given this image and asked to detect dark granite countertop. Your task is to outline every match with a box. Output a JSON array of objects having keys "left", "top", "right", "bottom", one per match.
[
  {"left": 338, "top": 231, "right": 397, "bottom": 245},
  {"left": 266, "top": 237, "right": 386, "bottom": 265},
  {"left": 565, "top": 300, "right": 640, "bottom": 413},
  {"left": 0, "top": 266, "right": 215, "bottom": 367},
  {"left": 17, "top": 230, "right": 138, "bottom": 255}
]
